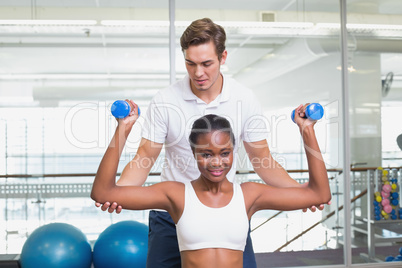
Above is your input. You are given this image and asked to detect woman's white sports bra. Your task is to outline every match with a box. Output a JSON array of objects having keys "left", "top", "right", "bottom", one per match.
[{"left": 176, "top": 182, "right": 249, "bottom": 252}]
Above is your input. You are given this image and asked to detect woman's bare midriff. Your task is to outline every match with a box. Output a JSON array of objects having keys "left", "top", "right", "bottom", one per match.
[{"left": 180, "top": 248, "right": 243, "bottom": 268}]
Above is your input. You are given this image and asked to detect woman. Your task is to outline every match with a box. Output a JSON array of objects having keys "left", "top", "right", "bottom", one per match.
[{"left": 91, "top": 101, "right": 331, "bottom": 268}]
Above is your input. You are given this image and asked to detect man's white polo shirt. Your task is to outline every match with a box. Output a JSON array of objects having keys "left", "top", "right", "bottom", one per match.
[{"left": 142, "top": 74, "right": 269, "bottom": 183}]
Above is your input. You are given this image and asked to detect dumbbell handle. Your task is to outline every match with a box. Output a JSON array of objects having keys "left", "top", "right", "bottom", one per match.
[
  {"left": 291, "top": 103, "right": 323, "bottom": 123},
  {"left": 111, "top": 100, "right": 141, "bottom": 119}
]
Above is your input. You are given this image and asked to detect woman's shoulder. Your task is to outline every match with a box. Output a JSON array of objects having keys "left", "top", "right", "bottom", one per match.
[
  {"left": 159, "top": 181, "right": 186, "bottom": 188},
  {"left": 240, "top": 181, "right": 269, "bottom": 194},
  {"left": 240, "top": 181, "right": 258, "bottom": 188},
  {"left": 157, "top": 181, "right": 186, "bottom": 192}
]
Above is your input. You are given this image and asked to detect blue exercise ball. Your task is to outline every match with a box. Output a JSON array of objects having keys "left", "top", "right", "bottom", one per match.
[
  {"left": 20, "top": 222, "right": 92, "bottom": 268},
  {"left": 93, "top": 220, "right": 148, "bottom": 268}
]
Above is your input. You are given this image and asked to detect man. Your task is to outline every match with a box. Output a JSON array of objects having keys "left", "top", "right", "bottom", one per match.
[{"left": 97, "top": 18, "right": 324, "bottom": 268}]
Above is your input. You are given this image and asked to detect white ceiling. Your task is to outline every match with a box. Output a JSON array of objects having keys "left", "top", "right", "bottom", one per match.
[
  {"left": 0, "top": 0, "right": 400, "bottom": 14},
  {"left": 0, "top": 0, "right": 401, "bottom": 109}
]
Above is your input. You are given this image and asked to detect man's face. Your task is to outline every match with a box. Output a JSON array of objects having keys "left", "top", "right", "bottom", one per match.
[{"left": 184, "top": 41, "right": 227, "bottom": 93}]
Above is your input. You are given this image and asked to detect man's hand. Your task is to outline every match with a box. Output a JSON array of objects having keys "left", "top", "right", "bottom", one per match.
[
  {"left": 302, "top": 201, "right": 331, "bottom": 213},
  {"left": 95, "top": 202, "right": 123, "bottom": 214},
  {"left": 300, "top": 182, "right": 331, "bottom": 212}
]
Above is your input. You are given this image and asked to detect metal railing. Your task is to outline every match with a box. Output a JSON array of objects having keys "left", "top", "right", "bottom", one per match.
[{"left": 1, "top": 167, "right": 401, "bottom": 258}]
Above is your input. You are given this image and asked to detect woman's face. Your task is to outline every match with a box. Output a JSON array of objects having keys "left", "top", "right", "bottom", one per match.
[{"left": 194, "top": 130, "right": 233, "bottom": 183}]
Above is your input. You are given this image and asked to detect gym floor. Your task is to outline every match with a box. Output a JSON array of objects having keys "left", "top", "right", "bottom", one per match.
[
  {"left": 1, "top": 245, "right": 400, "bottom": 268},
  {"left": 255, "top": 245, "right": 401, "bottom": 267}
]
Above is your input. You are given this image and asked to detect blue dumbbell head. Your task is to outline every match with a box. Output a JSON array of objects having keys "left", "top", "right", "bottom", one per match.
[
  {"left": 111, "top": 100, "right": 140, "bottom": 119},
  {"left": 385, "top": 255, "right": 395, "bottom": 262},
  {"left": 291, "top": 110, "right": 296, "bottom": 123},
  {"left": 305, "top": 103, "right": 324, "bottom": 120},
  {"left": 291, "top": 103, "right": 324, "bottom": 123}
]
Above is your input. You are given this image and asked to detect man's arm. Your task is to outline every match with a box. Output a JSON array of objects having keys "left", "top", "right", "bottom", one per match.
[
  {"left": 117, "top": 138, "right": 163, "bottom": 186},
  {"left": 243, "top": 139, "right": 299, "bottom": 187},
  {"left": 95, "top": 137, "right": 163, "bottom": 213}
]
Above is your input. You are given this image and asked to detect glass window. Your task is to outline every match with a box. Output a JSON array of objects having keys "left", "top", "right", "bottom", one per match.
[
  {"left": 345, "top": 0, "right": 402, "bottom": 265},
  {"left": 2, "top": 1, "right": 402, "bottom": 267},
  {"left": 0, "top": 0, "right": 170, "bottom": 254},
  {"left": 177, "top": 1, "right": 345, "bottom": 266}
]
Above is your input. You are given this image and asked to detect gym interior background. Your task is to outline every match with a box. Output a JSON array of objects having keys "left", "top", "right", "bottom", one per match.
[{"left": 1, "top": 0, "right": 402, "bottom": 267}]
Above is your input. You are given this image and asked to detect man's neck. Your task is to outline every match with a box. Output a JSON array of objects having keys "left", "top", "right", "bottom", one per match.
[{"left": 191, "top": 74, "right": 223, "bottom": 104}]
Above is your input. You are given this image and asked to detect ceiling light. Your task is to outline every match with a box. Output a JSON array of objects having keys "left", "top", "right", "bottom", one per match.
[
  {"left": 347, "top": 23, "right": 402, "bottom": 30},
  {"left": 0, "top": 74, "right": 170, "bottom": 80},
  {"left": 0, "top": 20, "right": 97, "bottom": 26},
  {"left": 317, "top": 23, "right": 402, "bottom": 31},
  {"left": 101, "top": 20, "right": 169, "bottom": 27},
  {"left": 0, "top": 96, "right": 34, "bottom": 102},
  {"left": 336, "top": 65, "right": 357, "bottom": 72},
  {"left": 219, "top": 21, "right": 314, "bottom": 28},
  {"left": 316, "top": 23, "right": 340, "bottom": 29}
]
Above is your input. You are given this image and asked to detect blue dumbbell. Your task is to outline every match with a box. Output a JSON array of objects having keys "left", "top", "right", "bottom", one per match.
[
  {"left": 291, "top": 103, "right": 324, "bottom": 123},
  {"left": 385, "top": 255, "right": 395, "bottom": 262},
  {"left": 111, "top": 100, "right": 141, "bottom": 119},
  {"left": 374, "top": 207, "right": 381, "bottom": 215}
]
